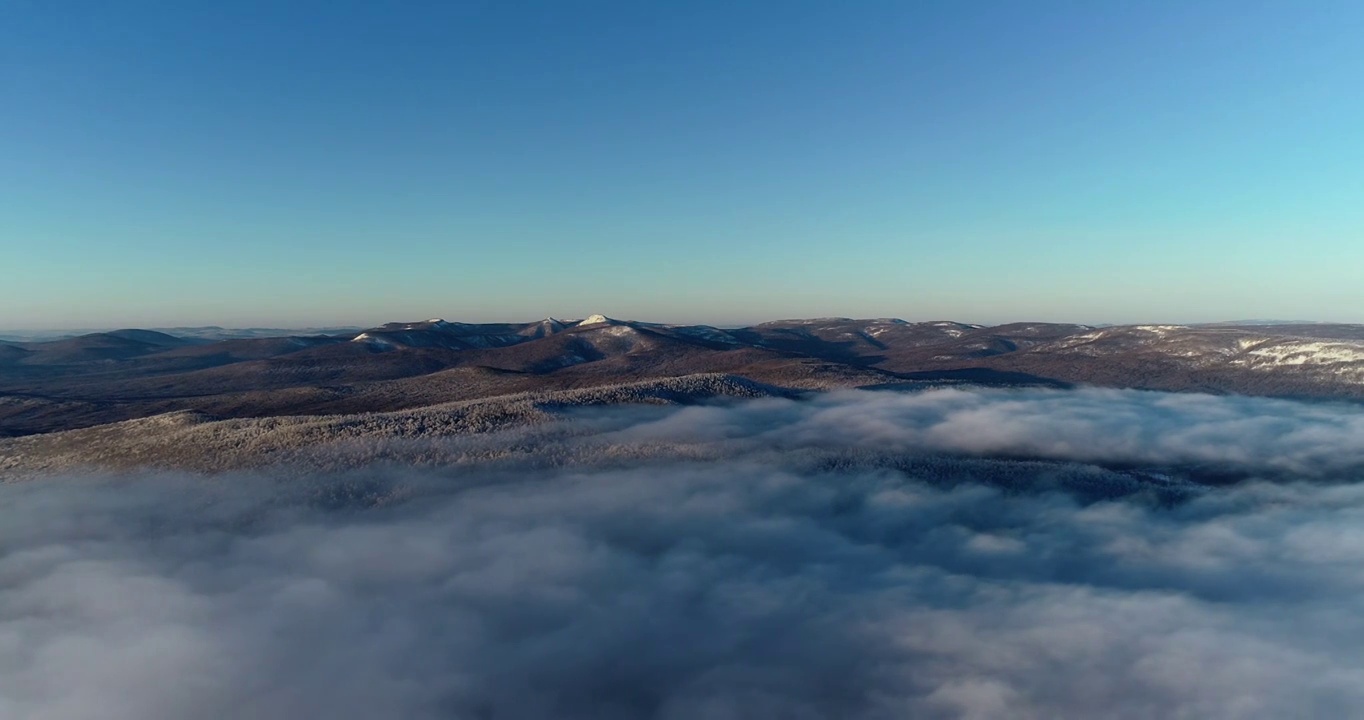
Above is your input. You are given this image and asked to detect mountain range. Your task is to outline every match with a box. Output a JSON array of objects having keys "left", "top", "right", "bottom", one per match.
[{"left": 2, "top": 315, "right": 1363, "bottom": 439}]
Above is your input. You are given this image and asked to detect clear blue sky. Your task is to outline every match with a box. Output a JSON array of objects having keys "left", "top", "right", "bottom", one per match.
[{"left": 3, "top": 1, "right": 1362, "bottom": 329}]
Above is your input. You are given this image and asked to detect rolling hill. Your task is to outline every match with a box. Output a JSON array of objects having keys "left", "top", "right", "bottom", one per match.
[{"left": 2, "top": 316, "right": 1362, "bottom": 438}]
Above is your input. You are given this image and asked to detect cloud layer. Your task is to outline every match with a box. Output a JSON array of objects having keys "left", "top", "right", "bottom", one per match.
[
  {"left": 599, "top": 387, "right": 1364, "bottom": 477},
  {"left": 3, "top": 388, "right": 1364, "bottom": 719}
]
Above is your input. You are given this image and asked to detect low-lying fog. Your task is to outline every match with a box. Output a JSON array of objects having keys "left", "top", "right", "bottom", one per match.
[{"left": 3, "top": 388, "right": 1362, "bottom": 719}]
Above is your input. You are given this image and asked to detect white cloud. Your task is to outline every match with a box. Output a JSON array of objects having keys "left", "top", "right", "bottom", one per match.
[{"left": 3, "top": 388, "right": 1364, "bottom": 718}]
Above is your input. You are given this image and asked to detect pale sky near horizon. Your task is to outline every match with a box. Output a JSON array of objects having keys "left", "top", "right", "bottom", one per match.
[{"left": 3, "top": 1, "right": 1362, "bottom": 330}]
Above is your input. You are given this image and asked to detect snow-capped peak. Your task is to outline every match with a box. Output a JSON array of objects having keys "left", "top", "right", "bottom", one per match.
[{"left": 579, "top": 314, "right": 611, "bottom": 326}]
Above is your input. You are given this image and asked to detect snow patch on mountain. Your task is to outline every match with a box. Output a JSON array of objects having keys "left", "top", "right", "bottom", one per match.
[
  {"left": 350, "top": 333, "right": 396, "bottom": 348},
  {"left": 1133, "top": 325, "right": 1189, "bottom": 335},
  {"left": 1242, "top": 341, "right": 1364, "bottom": 367}
]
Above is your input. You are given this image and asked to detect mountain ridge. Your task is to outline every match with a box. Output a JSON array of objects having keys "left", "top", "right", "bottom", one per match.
[{"left": 2, "top": 316, "right": 1362, "bottom": 438}]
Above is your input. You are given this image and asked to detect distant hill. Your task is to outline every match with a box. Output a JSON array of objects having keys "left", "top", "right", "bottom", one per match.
[{"left": 2, "top": 316, "right": 1362, "bottom": 437}]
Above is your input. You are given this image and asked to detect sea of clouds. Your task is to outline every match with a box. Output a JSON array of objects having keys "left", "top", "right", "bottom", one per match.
[{"left": 2, "top": 387, "right": 1363, "bottom": 719}]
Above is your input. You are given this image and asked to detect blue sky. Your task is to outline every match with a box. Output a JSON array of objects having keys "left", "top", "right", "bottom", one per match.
[{"left": 2, "top": 1, "right": 1362, "bottom": 329}]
